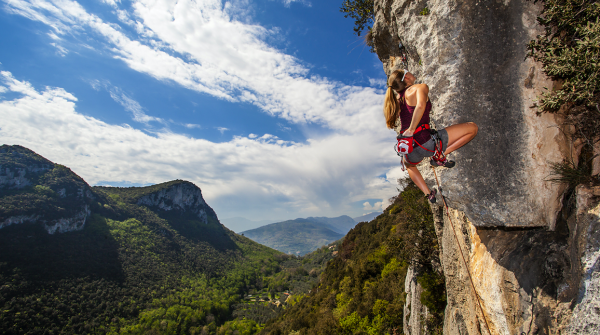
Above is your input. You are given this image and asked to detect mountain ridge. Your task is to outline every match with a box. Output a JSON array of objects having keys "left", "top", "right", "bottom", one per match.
[{"left": 0, "top": 145, "right": 291, "bottom": 334}]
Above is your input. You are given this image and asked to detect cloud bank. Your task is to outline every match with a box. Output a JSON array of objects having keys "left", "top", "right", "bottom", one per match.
[{"left": 0, "top": 0, "right": 406, "bottom": 220}]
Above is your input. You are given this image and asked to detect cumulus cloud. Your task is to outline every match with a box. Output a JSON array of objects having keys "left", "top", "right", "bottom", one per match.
[
  {"left": 0, "top": 0, "right": 403, "bottom": 219},
  {"left": 184, "top": 123, "right": 202, "bottom": 129},
  {"left": 363, "top": 201, "right": 383, "bottom": 211},
  {"left": 217, "top": 127, "right": 229, "bottom": 134},
  {"left": 0, "top": 71, "right": 401, "bottom": 219},
  {"left": 369, "top": 77, "right": 387, "bottom": 88}
]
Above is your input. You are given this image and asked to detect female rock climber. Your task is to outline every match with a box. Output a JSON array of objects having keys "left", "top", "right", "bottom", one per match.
[{"left": 384, "top": 68, "right": 478, "bottom": 203}]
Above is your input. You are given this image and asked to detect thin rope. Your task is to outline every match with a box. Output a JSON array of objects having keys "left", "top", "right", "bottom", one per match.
[{"left": 431, "top": 166, "right": 493, "bottom": 335}]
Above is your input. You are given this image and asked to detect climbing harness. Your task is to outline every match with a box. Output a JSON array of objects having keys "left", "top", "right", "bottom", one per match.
[
  {"left": 430, "top": 167, "right": 493, "bottom": 335},
  {"left": 394, "top": 125, "right": 448, "bottom": 171}
]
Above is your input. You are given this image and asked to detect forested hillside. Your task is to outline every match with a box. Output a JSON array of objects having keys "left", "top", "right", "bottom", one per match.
[
  {"left": 261, "top": 183, "right": 445, "bottom": 334},
  {"left": 0, "top": 145, "right": 336, "bottom": 334}
]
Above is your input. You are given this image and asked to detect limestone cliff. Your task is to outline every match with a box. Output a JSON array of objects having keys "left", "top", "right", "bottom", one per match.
[
  {"left": 0, "top": 145, "right": 93, "bottom": 234},
  {"left": 135, "top": 181, "right": 217, "bottom": 224},
  {"left": 372, "top": 0, "right": 600, "bottom": 333}
]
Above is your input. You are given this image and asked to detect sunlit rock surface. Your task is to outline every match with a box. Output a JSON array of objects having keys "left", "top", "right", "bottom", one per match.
[
  {"left": 372, "top": 0, "right": 568, "bottom": 228},
  {"left": 136, "top": 181, "right": 216, "bottom": 224}
]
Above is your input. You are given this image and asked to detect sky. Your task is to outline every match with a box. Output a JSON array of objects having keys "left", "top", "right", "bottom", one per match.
[{"left": 0, "top": 0, "right": 407, "bottom": 223}]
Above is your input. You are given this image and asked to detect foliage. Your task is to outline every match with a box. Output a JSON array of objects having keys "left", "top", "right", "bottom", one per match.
[
  {"left": 527, "top": 0, "right": 600, "bottom": 143},
  {"left": 419, "top": 7, "right": 430, "bottom": 15},
  {"left": 548, "top": 154, "right": 599, "bottom": 186},
  {"left": 340, "top": 0, "right": 374, "bottom": 37},
  {"left": 1, "top": 145, "right": 316, "bottom": 334},
  {"left": 261, "top": 183, "right": 446, "bottom": 334}
]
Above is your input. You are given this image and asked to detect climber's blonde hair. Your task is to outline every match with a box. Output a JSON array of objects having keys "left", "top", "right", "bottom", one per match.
[{"left": 384, "top": 69, "right": 409, "bottom": 129}]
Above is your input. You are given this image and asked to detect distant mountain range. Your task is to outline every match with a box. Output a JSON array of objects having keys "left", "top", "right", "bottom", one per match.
[
  {"left": 353, "top": 211, "right": 382, "bottom": 223},
  {"left": 241, "top": 219, "right": 344, "bottom": 256},
  {"left": 223, "top": 212, "right": 382, "bottom": 233},
  {"left": 240, "top": 214, "right": 381, "bottom": 255},
  {"left": 219, "top": 216, "right": 275, "bottom": 232}
]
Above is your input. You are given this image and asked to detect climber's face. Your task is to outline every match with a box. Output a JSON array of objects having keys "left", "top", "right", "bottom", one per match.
[{"left": 403, "top": 71, "right": 416, "bottom": 86}]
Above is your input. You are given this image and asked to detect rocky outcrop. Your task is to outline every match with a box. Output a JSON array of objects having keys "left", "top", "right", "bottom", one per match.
[
  {"left": 136, "top": 182, "right": 217, "bottom": 224},
  {"left": 0, "top": 145, "right": 94, "bottom": 234},
  {"left": 0, "top": 215, "right": 41, "bottom": 230},
  {"left": 44, "top": 205, "right": 90, "bottom": 234},
  {"left": 0, "top": 146, "right": 53, "bottom": 190},
  {"left": 372, "top": 0, "right": 600, "bottom": 333},
  {"left": 432, "top": 186, "right": 600, "bottom": 334},
  {"left": 566, "top": 187, "right": 600, "bottom": 334},
  {"left": 404, "top": 266, "right": 429, "bottom": 335}
]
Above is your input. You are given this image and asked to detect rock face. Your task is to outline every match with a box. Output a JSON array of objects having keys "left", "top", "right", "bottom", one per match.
[
  {"left": 372, "top": 0, "right": 600, "bottom": 333},
  {"left": 372, "top": 0, "right": 568, "bottom": 228},
  {"left": 404, "top": 266, "right": 429, "bottom": 335},
  {"left": 136, "top": 181, "right": 217, "bottom": 224},
  {"left": 0, "top": 145, "right": 93, "bottom": 234},
  {"left": 431, "top": 187, "right": 600, "bottom": 334}
]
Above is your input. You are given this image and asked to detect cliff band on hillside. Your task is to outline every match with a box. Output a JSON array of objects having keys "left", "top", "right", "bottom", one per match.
[{"left": 371, "top": 0, "right": 600, "bottom": 334}]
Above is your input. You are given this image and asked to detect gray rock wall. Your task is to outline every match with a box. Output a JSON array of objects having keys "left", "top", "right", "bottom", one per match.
[{"left": 372, "top": 0, "right": 569, "bottom": 228}]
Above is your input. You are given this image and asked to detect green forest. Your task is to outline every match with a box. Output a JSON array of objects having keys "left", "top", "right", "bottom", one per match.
[
  {"left": 0, "top": 145, "right": 338, "bottom": 334},
  {"left": 1, "top": 145, "right": 444, "bottom": 335}
]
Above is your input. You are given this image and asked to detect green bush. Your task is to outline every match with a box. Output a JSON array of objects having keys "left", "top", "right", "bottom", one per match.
[
  {"left": 527, "top": 0, "right": 600, "bottom": 143},
  {"left": 340, "top": 0, "right": 374, "bottom": 37}
]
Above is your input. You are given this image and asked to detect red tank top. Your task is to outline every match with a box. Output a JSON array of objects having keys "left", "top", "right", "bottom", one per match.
[{"left": 398, "top": 89, "right": 432, "bottom": 145}]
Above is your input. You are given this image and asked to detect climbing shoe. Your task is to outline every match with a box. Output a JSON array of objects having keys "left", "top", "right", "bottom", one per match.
[
  {"left": 426, "top": 188, "right": 437, "bottom": 204},
  {"left": 430, "top": 157, "right": 455, "bottom": 168}
]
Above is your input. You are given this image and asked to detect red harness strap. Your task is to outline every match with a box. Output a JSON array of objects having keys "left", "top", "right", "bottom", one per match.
[{"left": 398, "top": 125, "right": 447, "bottom": 164}]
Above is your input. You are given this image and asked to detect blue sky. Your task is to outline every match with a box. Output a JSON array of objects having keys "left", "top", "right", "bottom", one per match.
[{"left": 0, "top": 0, "right": 406, "bottom": 223}]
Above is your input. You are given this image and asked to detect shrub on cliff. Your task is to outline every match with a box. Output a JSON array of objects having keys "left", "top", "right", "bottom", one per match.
[
  {"left": 528, "top": 0, "right": 600, "bottom": 144},
  {"left": 340, "top": 0, "right": 374, "bottom": 37}
]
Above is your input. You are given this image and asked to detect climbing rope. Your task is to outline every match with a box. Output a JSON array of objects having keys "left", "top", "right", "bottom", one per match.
[{"left": 430, "top": 166, "right": 493, "bottom": 335}]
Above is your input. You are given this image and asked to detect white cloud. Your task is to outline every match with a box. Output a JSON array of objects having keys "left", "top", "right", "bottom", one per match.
[
  {"left": 369, "top": 77, "right": 386, "bottom": 88},
  {"left": 0, "top": 71, "right": 401, "bottom": 220},
  {"left": 217, "top": 127, "right": 228, "bottom": 134},
  {"left": 363, "top": 201, "right": 383, "bottom": 212},
  {"left": 2, "top": 0, "right": 383, "bottom": 134},
  {"left": 85, "top": 79, "right": 162, "bottom": 124},
  {"left": 184, "top": 123, "right": 202, "bottom": 129},
  {"left": 108, "top": 88, "right": 162, "bottom": 124},
  {"left": 277, "top": 0, "right": 311, "bottom": 8},
  {"left": 50, "top": 42, "right": 68, "bottom": 56},
  {"left": 0, "top": 0, "right": 404, "bottom": 219}
]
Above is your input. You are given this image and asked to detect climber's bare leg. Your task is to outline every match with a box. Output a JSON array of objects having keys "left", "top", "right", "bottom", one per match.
[
  {"left": 405, "top": 162, "right": 430, "bottom": 195},
  {"left": 444, "top": 122, "right": 478, "bottom": 155}
]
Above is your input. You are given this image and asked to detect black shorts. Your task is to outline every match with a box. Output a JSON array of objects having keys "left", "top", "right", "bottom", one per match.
[{"left": 404, "top": 129, "right": 449, "bottom": 165}]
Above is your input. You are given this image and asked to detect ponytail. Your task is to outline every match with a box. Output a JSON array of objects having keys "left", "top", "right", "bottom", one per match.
[
  {"left": 384, "top": 87, "right": 397, "bottom": 129},
  {"left": 383, "top": 69, "right": 408, "bottom": 129}
]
